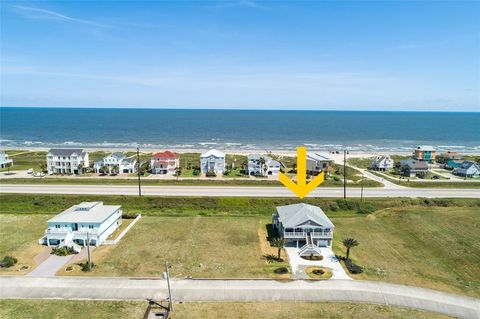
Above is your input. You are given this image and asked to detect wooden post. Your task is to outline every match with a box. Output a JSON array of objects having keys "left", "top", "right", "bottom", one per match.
[
  {"left": 165, "top": 261, "right": 173, "bottom": 312},
  {"left": 86, "top": 231, "right": 91, "bottom": 271}
]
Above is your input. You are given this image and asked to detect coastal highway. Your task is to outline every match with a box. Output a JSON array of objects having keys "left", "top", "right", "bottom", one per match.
[
  {"left": 1, "top": 277, "right": 478, "bottom": 318},
  {"left": 1, "top": 184, "right": 479, "bottom": 198}
]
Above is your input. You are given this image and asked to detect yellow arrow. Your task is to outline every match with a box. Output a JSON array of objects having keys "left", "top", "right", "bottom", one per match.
[{"left": 279, "top": 146, "right": 324, "bottom": 199}]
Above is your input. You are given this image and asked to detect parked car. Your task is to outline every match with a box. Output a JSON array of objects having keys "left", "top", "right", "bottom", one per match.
[
  {"left": 34, "top": 172, "right": 45, "bottom": 177},
  {"left": 27, "top": 168, "right": 34, "bottom": 174}
]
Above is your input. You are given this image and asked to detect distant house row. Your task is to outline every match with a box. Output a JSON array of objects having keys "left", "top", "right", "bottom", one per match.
[{"left": 45, "top": 148, "right": 333, "bottom": 177}]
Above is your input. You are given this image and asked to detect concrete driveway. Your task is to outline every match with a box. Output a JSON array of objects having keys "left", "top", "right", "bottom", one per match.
[
  {"left": 27, "top": 254, "right": 76, "bottom": 277},
  {"left": 285, "top": 247, "right": 351, "bottom": 280}
]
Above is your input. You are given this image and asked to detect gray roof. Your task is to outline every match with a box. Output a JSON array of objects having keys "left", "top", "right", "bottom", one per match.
[
  {"left": 306, "top": 152, "right": 334, "bottom": 162},
  {"left": 248, "top": 154, "right": 279, "bottom": 166},
  {"left": 48, "top": 202, "right": 121, "bottom": 224},
  {"left": 400, "top": 159, "right": 428, "bottom": 170},
  {"left": 109, "top": 152, "right": 126, "bottom": 160},
  {"left": 122, "top": 158, "right": 136, "bottom": 164},
  {"left": 276, "top": 203, "right": 334, "bottom": 228},
  {"left": 48, "top": 148, "right": 86, "bottom": 156}
]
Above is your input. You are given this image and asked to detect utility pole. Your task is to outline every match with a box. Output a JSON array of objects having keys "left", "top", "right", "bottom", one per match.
[
  {"left": 137, "top": 147, "right": 142, "bottom": 197},
  {"left": 164, "top": 261, "right": 173, "bottom": 312},
  {"left": 360, "top": 173, "right": 364, "bottom": 202},
  {"left": 343, "top": 149, "right": 347, "bottom": 199},
  {"left": 86, "top": 231, "right": 92, "bottom": 271}
]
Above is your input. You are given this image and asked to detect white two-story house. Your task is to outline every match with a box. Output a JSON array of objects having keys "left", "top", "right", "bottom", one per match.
[
  {"left": 370, "top": 155, "right": 394, "bottom": 171},
  {"left": 40, "top": 202, "right": 122, "bottom": 249},
  {"left": 94, "top": 152, "right": 137, "bottom": 174},
  {"left": 0, "top": 151, "right": 13, "bottom": 169},
  {"left": 272, "top": 203, "right": 334, "bottom": 256},
  {"left": 200, "top": 149, "right": 225, "bottom": 175},
  {"left": 247, "top": 154, "right": 281, "bottom": 177},
  {"left": 151, "top": 151, "right": 179, "bottom": 175},
  {"left": 46, "top": 149, "right": 89, "bottom": 175}
]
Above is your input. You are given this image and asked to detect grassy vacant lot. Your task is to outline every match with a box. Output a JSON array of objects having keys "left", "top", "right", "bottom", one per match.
[
  {"left": 0, "top": 300, "right": 453, "bottom": 319},
  {"left": 59, "top": 216, "right": 288, "bottom": 278},
  {"left": 0, "top": 150, "right": 47, "bottom": 171},
  {"left": 333, "top": 207, "right": 480, "bottom": 297},
  {"left": 0, "top": 214, "right": 49, "bottom": 274},
  {"left": 369, "top": 171, "right": 480, "bottom": 188},
  {"left": 0, "top": 300, "right": 145, "bottom": 319}
]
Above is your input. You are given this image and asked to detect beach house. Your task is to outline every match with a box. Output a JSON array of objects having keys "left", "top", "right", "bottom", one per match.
[
  {"left": 40, "top": 202, "right": 122, "bottom": 249},
  {"left": 0, "top": 151, "right": 13, "bottom": 169},
  {"left": 200, "top": 149, "right": 225, "bottom": 175},
  {"left": 306, "top": 152, "right": 335, "bottom": 175},
  {"left": 46, "top": 149, "right": 89, "bottom": 175},
  {"left": 453, "top": 161, "right": 480, "bottom": 178},
  {"left": 151, "top": 151, "right": 179, "bottom": 175},
  {"left": 272, "top": 203, "right": 334, "bottom": 256},
  {"left": 370, "top": 155, "right": 394, "bottom": 171},
  {"left": 247, "top": 154, "right": 281, "bottom": 176},
  {"left": 437, "top": 151, "right": 464, "bottom": 164},
  {"left": 94, "top": 152, "right": 137, "bottom": 174},
  {"left": 413, "top": 145, "right": 436, "bottom": 162},
  {"left": 397, "top": 159, "right": 429, "bottom": 177}
]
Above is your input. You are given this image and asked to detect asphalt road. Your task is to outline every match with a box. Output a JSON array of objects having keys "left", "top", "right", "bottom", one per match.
[
  {"left": 1, "top": 183, "right": 479, "bottom": 198},
  {"left": 1, "top": 277, "right": 478, "bottom": 318}
]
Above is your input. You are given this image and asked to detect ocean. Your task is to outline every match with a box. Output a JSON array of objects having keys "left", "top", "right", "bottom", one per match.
[{"left": 0, "top": 107, "right": 479, "bottom": 153}]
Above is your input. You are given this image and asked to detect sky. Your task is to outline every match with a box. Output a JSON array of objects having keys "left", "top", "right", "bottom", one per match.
[{"left": 0, "top": 0, "right": 479, "bottom": 111}]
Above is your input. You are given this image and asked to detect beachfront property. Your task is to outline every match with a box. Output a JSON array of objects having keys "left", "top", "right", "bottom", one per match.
[
  {"left": 151, "top": 151, "right": 179, "bottom": 175},
  {"left": 370, "top": 155, "right": 394, "bottom": 171},
  {"left": 397, "top": 159, "right": 429, "bottom": 177},
  {"left": 0, "top": 151, "right": 13, "bottom": 169},
  {"left": 40, "top": 202, "right": 122, "bottom": 249},
  {"left": 413, "top": 145, "right": 436, "bottom": 162},
  {"left": 46, "top": 149, "right": 89, "bottom": 175},
  {"left": 200, "top": 149, "right": 225, "bottom": 175},
  {"left": 272, "top": 203, "right": 334, "bottom": 256},
  {"left": 453, "top": 161, "right": 480, "bottom": 178},
  {"left": 437, "top": 151, "right": 464, "bottom": 164},
  {"left": 94, "top": 152, "right": 137, "bottom": 174},
  {"left": 247, "top": 154, "right": 281, "bottom": 176},
  {"left": 306, "top": 152, "right": 335, "bottom": 175},
  {"left": 445, "top": 159, "right": 463, "bottom": 170}
]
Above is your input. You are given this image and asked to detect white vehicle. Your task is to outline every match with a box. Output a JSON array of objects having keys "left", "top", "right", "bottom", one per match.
[
  {"left": 27, "top": 168, "right": 34, "bottom": 174},
  {"left": 34, "top": 172, "right": 45, "bottom": 178}
]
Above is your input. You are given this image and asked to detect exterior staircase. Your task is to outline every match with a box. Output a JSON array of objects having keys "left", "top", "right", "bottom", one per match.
[{"left": 298, "top": 233, "right": 322, "bottom": 257}]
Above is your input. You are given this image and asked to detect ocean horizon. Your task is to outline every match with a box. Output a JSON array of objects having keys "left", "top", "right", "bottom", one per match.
[{"left": 1, "top": 107, "right": 479, "bottom": 153}]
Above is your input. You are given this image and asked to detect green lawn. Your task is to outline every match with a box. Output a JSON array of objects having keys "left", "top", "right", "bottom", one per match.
[
  {"left": 0, "top": 300, "right": 452, "bottom": 319},
  {"left": 0, "top": 151, "right": 47, "bottom": 171}
]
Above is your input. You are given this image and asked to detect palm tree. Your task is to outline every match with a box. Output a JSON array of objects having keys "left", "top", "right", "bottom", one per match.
[
  {"left": 112, "top": 164, "right": 120, "bottom": 175},
  {"left": 38, "top": 162, "right": 47, "bottom": 173},
  {"left": 259, "top": 157, "right": 266, "bottom": 176},
  {"left": 342, "top": 237, "right": 359, "bottom": 261},
  {"left": 271, "top": 237, "right": 285, "bottom": 261},
  {"left": 77, "top": 163, "right": 84, "bottom": 174}
]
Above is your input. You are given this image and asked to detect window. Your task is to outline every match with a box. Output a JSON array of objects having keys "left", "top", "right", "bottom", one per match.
[
  {"left": 89, "top": 225, "right": 94, "bottom": 229},
  {"left": 55, "top": 225, "right": 60, "bottom": 228}
]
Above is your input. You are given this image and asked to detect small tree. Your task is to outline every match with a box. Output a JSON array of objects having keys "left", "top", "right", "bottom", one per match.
[
  {"left": 38, "top": 162, "right": 47, "bottom": 173},
  {"left": 342, "top": 237, "right": 359, "bottom": 261},
  {"left": 77, "top": 163, "right": 84, "bottom": 174},
  {"left": 100, "top": 164, "right": 108, "bottom": 175},
  {"left": 259, "top": 157, "right": 267, "bottom": 176},
  {"left": 271, "top": 237, "right": 286, "bottom": 261},
  {"left": 112, "top": 164, "right": 120, "bottom": 175}
]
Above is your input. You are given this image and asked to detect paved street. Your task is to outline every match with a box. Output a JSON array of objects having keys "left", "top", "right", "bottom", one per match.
[
  {"left": 0, "top": 277, "right": 478, "bottom": 318},
  {"left": 1, "top": 183, "right": 479, "bottom": 198}
]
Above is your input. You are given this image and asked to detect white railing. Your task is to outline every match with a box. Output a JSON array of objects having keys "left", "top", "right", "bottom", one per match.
[
  {"left": 284, "top": 231, "right": 332, "bottom": 238},
  {"left": 45, "top": 228, "right": 71, "bottom": 234}
]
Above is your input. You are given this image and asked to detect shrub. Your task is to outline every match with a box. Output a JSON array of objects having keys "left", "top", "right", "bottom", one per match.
[
  {"left": 333, "top": 176, "right": 340, "bottom": 182},
  {"left": 344, "top": 259, "right": 363, "bottom": 274},
  {"left": 312, "top": 268, "right": 325, "bottom": 275},
  {"left": 357, "top": 203, "right": 376, "bottom": 214},
  {"left": 80, "top": 262, "right": 95, "bottom": 272},
  {"left": 52, "top": 246, "right": 76, "bottom": 256},
  {"left": 193, "top": 169, "right": 200, "bottom": 176},
  {"left": 65, "top": 266, "right": 73, "bottom": 272},
  {"left": 0, "top": 256, "right": 18, "bottom": 268},
  {"left": 274, "top": 267, "right": 289, "bottom": 274},
  {"left": 205, "top": 171, "right": 217, "bottom": 177}
]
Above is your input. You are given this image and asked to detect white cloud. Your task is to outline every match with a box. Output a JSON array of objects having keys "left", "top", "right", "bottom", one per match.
[{"left": 11, "top": 5, "right": 109, "bottom": 28}]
